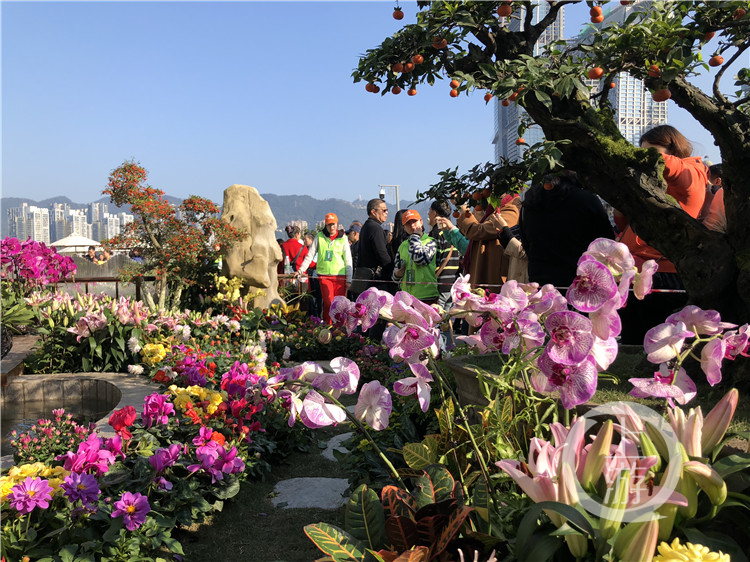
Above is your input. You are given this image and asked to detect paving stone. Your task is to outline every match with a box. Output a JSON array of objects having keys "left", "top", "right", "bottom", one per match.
[
  {"left": 271, "top": 477, "right": 349, "bottom": 509},
  {"left": 322, "top": 432, "right": 352, "bottom": 461}
]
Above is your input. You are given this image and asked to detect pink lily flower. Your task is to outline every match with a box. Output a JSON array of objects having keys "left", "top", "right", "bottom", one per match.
[{"left": 701, "top": 388, "right": 738, "bottom": 454}]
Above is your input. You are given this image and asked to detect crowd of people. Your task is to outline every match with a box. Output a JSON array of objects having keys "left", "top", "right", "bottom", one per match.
[{"left": 278, "top": 125, "right": 722, "bottom": 346}]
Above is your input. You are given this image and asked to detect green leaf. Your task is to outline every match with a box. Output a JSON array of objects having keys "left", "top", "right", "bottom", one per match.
[
  {"left": 471, "top": 480, "right": 491, "bottom": 532},
  {"left": 519, "top": 533, "right": 562, "bottom": 562},
  {"left": 345, "top": 484, "right": 387, "bottom": 551},
  {"left": 304, "top": 523, "right": 368, "bottom": 561},
  {"left": 713, "top": 453, "right": 750, "bottom": 478},
  {"left": 423, "top": 465, "right": 455, "bottom": 503},
  {"left": 403, "top": 443, "right": 436, "bottom": 470},
  {"left": 59, "top": 544, "right": 78, "bottom": 562}
]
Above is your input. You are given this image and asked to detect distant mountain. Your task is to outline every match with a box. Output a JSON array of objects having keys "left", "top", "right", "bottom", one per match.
[{"left": 1, "top": 192, "right": 430, "bottom": 239}]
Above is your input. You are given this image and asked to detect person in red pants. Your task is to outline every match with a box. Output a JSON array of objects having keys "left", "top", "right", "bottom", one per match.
[{"left": 297, "top": 213, "right": 352, "bottom": 323}]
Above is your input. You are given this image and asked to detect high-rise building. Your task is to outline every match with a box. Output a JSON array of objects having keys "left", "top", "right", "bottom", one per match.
[
  {"left": 493, "top": 2, "right": 565, "bottom": 163},
  {"left": 27, "top": 206, "right": 51, "bottom": 245},
  {"left": 102, "top": 215, "right": 121, "bottom": 240},
  {"left": 67, "top": 209, "right": 88, "bottom": 237},
  {"left": 88, "top": 202, "right": 108, "bottom": 223}
]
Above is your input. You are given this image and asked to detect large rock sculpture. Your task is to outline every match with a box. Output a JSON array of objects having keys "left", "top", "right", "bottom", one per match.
[{"left": 220, "top": 185, "right": 284, "bottom": 309}]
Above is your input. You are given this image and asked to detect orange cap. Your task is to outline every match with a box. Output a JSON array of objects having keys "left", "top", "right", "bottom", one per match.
[
  {"left": 324, "top": 213, "right": 338, "bottom": 225},
  {"left": 401, "top": 209, "right": 421, "bottom": 225}
]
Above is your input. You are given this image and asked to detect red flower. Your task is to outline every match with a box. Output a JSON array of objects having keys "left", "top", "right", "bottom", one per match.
[
  {"left": 109, "top": 405, "right": 137, "bottom": 439},
  {"left": 210, "top": 432, "right": 226, "bottom": 446}
]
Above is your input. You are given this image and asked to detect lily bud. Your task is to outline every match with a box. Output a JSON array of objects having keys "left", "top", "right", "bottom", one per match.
[
  {"left": 701, "top": 388, "right": 738, "bottom": 455},
  {"left": 668, "top": 406, "right": 703, "bottom": 458},
  {"left": 683, "top": 460, "right": 727, "bottom": 506},
  {"left": 639, "top": 431, "right": 662, "bottom": 473},
  {"left": 677, "top": 446, "right": 699, "bottom": 519},
  {"left": 581, "top": 420, "right": 613, "bottom": 493},
  {"left": 613, "top": 518, "right": 659, "bottom": 562},
  {"left": 600, "top": 469, "right": 629, "bottom": 540},
  {"left": 644, "top": 421, "right": 670, "bottom": 460},
  {"left": 557, "top": 464, "right": 587, "bottom": 559},
  {"left": 656, "top": 503, "right": 678, "bottom": 543}
]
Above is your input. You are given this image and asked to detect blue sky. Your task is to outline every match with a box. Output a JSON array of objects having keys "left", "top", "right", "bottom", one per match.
[{"left": 1, "top": 1, "right": 724, "bottom": 206}]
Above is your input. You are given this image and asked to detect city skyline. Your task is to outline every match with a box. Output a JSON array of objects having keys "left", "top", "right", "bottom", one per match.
[{"left": 1, "top": 2, "right": 725, "bottom": 207}]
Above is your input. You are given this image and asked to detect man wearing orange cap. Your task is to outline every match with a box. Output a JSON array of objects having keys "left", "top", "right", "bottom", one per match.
[
  {"left": 297, "top": 212, "right": 352, "bottom": 323},
  {"left": 392, "top": 209, "right": 439, "bottom": 303}
]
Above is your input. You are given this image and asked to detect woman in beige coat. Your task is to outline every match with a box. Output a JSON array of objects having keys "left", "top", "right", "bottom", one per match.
[{"left": 455, "top": 199, "right": 520, "bottom": 292}]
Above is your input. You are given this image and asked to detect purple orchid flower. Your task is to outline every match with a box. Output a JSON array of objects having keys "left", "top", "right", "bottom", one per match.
[
  {"left": 700, "top": 338, "right": 726, "bottom": 386},
  {"left": 299, "top": 390, "right": 347, "bottom": 428},
  {"left": 633, "top": 259, "right": 658, "bottom": 299},
  {"left": 589, "top": 336, "right": 619, "bottom": 371},
  {"left": 666, "top": 306, "right": 736, "bottom": 336},
  {"left": 533, "top": 351, "right": 597, "bottom": 410},
  {"left": 355, "top": 381, "right": 392, "bottom": 430},
  {"left": 724, "top": 324, "right": 750, "bottom": 358},
  {"left": 581, "top": 238, "right": 635, "bottom": 279},
  {"left": 566, "top": 259, "right": 618, "bottom": 313},
  {"left": 389, "top": 323, "right": 437, "bottom": 361},
  {"left": 629, "top": 364, "right": 697, "bottom": 406},
  {"left": 391, "top": 291, "right": 442, "bottom": 328},
  {"left": 643, "top": 321, "right": 694, "bottom": 364},
  {"left": 352, "top": 289, "right": 385, "bottom": 332},
  {"left": 545, "top": 311, "right": 595, "bottom": 365},
  {"left": 277, "top": 389, "right": 304, "bottom": 427},
  {"left": 329, "top": 296, "right": 356, "bottom": 331},
  {"left": 525, "top": 284, "right": 568, "bottom": 317},
  {"left": 393, "top": 362, "right": 434, "bottom": 412},
  {"left": 588, "top": 296, "right": 622, "bottom": 341}
]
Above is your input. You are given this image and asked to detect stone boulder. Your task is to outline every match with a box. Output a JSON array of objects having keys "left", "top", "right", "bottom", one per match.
[{"left": 220, "top": 185, "right": 284, "bottom": 309}]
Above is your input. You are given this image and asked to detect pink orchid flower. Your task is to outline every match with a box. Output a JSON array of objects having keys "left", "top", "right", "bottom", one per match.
[
  {"left": 544, "top": 310, "right": 595, "bottom": 365},
  {"left": 393, "top": 362, "right": 434, "bottom": 412},
  {"left": 643, "top": 321, "right": 694, "bottom": 364},
  {"left": 300, "top": 390, "right": 347, "bottom": 429},
  {"left": 355, "top": 381, "right": 392, "bottom": 431},
  {"left": 629, "top": 364, "right": 697, "bottom": 406},
  {"left": 666, "top": 305, "right": 736, "bottom": 336},
  {"left": 566, "top": 259, "right": 618, "bottom": 313}
]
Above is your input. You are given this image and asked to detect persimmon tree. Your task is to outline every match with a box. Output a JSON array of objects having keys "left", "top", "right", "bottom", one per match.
[
  {"left": 353, "top": 0, "right": 749, "bottom": 322},
  {"left": 103, "top": 160, "right": 246, "bottom": 310}
]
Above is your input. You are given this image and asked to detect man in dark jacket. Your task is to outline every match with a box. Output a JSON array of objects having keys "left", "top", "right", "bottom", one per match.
[{"left": 357, "top": 199, "right": 394, "bottom": 294}]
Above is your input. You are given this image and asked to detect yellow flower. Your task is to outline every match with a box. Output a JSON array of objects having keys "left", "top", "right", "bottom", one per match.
[
  {"left": 205, "top": 391, "right": 225, "bottom": 414},
  {"left": 141, "top": 343, "right": 167, "bottom": 366},
  {"left": 0, "top": 478, "right": 15, "bottom": 502},
  {"left": 173, "top": 393, "right": 193, "bottom": 411},
  {"left": 654, "top": 538, "right": 730, "bottom": 562}
]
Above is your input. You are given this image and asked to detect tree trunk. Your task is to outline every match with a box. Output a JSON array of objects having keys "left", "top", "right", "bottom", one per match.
[{"left": 520, "top": 93, "right": 747, "bottom": 324}]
